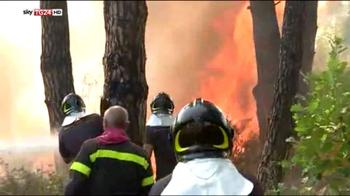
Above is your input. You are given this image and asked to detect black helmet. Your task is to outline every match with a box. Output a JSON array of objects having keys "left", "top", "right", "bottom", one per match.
[
  {"left": 61, "top": 93, "right": 86, "bottom": 116},
  {"left": 171, "top": 98, "right": 234, "bottom": 161},
  {"left": 150, "top": 92, "right": 174, "bottom": 114}
]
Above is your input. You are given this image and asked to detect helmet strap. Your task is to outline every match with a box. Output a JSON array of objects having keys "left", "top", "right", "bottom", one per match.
[{"left": 179, "top": 151, "right": 228, "bottom": 162}]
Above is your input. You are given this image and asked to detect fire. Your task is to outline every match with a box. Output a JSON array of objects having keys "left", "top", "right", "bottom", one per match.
[
  {"left": 0, "top": 0, "right": 339, "bottom": 174},
  {"left": 198, "top": 2, "right": 257, "bottom": 155},
  {"left": 198, "top": 1, "right": 285, "bottom": 155}
]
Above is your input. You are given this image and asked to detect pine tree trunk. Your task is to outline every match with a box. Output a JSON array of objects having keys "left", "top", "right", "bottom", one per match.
[
  {"left": 101, "top": 1, "right": 148, "bottom": 146},
  {"left": 257, "top": 1, "right": 306, "bottom": 190},
  {"left": 250, "top": 0, "right": 281, "bottom": 145},
  {"left": 298, "top": 1, "right": 318, "bottom": 97},
  {"left": 40, "top": 0, "right": 75, "bottom": 134}
]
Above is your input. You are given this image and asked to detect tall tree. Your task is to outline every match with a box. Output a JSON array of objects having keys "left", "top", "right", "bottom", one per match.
[
  {"left": 40, "top": 0, "right": 74, "bottom": 175},
  {"left": 101, "top": 1, "right": 149, "bottom": 146},
  {"left": 298, "top": 1, "right": 318, "bottom": 97},
  {"left": 257, "top": 1, "right": 308, "bottom": 190},
  {"left": 250, "top": 1, "right": 281, "bottom": 144},
  {"left": 40, "top": 0, "right": 75, "bottom": 134}
]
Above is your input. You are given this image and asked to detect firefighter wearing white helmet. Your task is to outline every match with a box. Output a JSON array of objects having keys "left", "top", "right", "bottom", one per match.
[
  {"left": 149, "top": 98, "right": 263, "bottom": 195},
  {"left": 58, "top": 93, "right": 103, "bottom": 164},
  {"left": 143, "top": 92, "right": 177, "bottom": 180}
]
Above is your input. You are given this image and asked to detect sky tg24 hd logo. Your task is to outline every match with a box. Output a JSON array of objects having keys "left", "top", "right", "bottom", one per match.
[{"left": 23, "top": 9, "right": 63, "bottom": 16}]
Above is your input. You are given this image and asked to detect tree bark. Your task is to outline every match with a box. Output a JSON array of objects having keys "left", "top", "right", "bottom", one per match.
[
  {"left": 40, "top": 0, "right": 75, "bottom": 134},
  {"left": 250, "top": 0, "right": 281, "bottom": 144},
  {"left": 298, "top": 1, "right": 318, "bottom": 97},
  {"left": 257, "top": 1, "right": 307, "bottom": 190},
  {"left": 101, "top": 1, "right": 148, "bottom": 146}
]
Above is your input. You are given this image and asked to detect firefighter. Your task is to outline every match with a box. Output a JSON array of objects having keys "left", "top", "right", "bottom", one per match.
[
  {"left": 58, "top": 93, "right": 103, "bottom": 164},
  {"left": 65, "top": 105, "right": 154, "bottom": 195},
  {"left": 149, "top": 98, "right": 264, "bottom": 195},
  {"left": 143, "top": 92, "right": 177, "bottom": 180}
]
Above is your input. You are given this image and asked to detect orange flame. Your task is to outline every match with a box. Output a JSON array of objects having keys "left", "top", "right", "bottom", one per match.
[{"left": 198, "top": 1, "right": 285, "bottom": 155}]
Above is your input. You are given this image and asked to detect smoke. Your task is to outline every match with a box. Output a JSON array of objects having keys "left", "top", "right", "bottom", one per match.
[
  {"left": 314, "top": 1, "right": 350, "bottom": 71},
  {"left": 67, "top": 1, "right": 104, "bottom": 114},
  {"left": 146, "top": 1, "right": 238, "bottom": 112},
  {"left": 0, "top": 1, "right": 349, "bottom": 151},
  {"left": 0, "top": 1, "right": 105, "bottom": 145},
  {"left": 0, "top": 2, "right": 47, "bottom": 144}
]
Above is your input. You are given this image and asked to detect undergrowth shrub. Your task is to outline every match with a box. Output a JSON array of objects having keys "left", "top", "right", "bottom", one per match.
[
  {"left": 0, "top": 158, "right": 65, "bottom": 195},
  {"left": 271, "top": 37, "right": 350, "bottom": 195}
]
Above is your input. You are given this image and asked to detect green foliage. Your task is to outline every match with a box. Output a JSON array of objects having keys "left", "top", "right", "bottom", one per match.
[
  {"left": 282, "top": 36, "right": 350, "bottom": 195},
  {"left": 0, "top": 158, "right": 65, "bottom": 195}
]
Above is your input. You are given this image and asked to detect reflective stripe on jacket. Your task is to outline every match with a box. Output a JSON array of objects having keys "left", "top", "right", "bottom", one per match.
[{"left": 65, "top": 138, "right": 154, "bottom": 195}]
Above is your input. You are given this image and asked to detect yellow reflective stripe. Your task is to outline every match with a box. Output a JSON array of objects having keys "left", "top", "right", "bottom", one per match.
[
  {"left": 212, "top": 126, "right": 229, "bottom": 149},
  {"left": 175, "top": 129, "right": 190, "bottom": 153},
  {"left": 90, "top": 152, "right": 98, "bottom": 163},
  {"left": 70, "top": 162, "right": 91, "bottom": 177},
  {"left": 89, "top": 150, "right": 149, "bottom": 170},
  {"left": 175, "top": 126, "right": 229, "bottom": 153},
  {"left": 142, "top": 176, "right": 154, "bottom": 187}
]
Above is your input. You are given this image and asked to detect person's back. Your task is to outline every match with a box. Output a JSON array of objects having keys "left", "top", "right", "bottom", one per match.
[
  {"left": 145, "top": 114, "right": 177, "bottom": 180},
  {"left": 150, "top": 158, "right": 263, "bottom": 195},
  {"left": 73, "top": 138, "right": 153, "bottom": 195},
  {"left": 59, "top": 113, "right": 103, "bottom": 163},
  {"left": 65, "top": 105, "right": 154, "bottom": 195},
  {"left": 144, "top": 92, "right": 177, "bottom": 180},
  {"left": 149, "top": 98, "right": 263, "bottom": 195},
  {"left": 58, "top": 93, "right": 103, "bottom": 164}
]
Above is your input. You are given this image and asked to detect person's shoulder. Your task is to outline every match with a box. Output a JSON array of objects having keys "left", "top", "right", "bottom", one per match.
[
  {"left": 82, "top": 113, "right": 102, "bottom": 121},
  {"left": 58, "top": 126, "right": 69, "bottom": 139},
  {"left": 80, "top": 114, "right": 103, "bottom": 131},
  {"left": 126, "top": 141, "right": 149, "bottom": 158},
  {"left": 81, "top": 138, "right": 99, "bottom": 151},
  {"left": 89, "top": 113, "right": 102, "bottom": 118},
  {"left": 149, "top": 174, "right": 172, "bottom": 195}
]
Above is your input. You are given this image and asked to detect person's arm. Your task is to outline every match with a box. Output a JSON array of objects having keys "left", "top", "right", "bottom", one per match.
[
  {"left": 140, "top": 157, "right": 155, "bottom": 195},
  {"left": 65, "top": 172, "right": 88, "bottom": 195},
  {"left": 143, "top": 144, "right": 153, "bottom": 158},
  {"left": 65, "top": 140, "right": 95, "bottom": 195},
  {"left": 149, "top": 174, "right": 172, "bottom": 196},
  {"left": 58, "top": 131, "right": 72, "bottom": 164},
  {"left": 143, "top": 126, "right": 154, "bottom": 158}
]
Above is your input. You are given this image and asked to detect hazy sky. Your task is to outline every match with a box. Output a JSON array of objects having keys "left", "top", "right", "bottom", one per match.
[{"left": 0, "top": 1, "right": 105, "bottom": 145}]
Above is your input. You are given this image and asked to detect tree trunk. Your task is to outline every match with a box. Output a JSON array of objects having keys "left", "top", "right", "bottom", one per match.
[
  {"left": 250, "top": 0, "right": 281, "bottom": 145},
  {"left": 40, "top": 0, "right": 75, "bottom": 134},
  {"left": 298, "top": 1, "right": 318, "bottom": 97},
  {"left": 257, "top": 1, "right": 306, "bottom": 191},
  {"left": 101, "top": 1, "right": 148, "bottom": 146}
]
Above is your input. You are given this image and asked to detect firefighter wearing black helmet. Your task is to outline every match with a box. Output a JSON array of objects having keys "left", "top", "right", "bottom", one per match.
[
  {"left": 149, "top": 98, "right": 263, "bottom": 195},
  {"left": 143, "top": 92, "right": 177, "bottom": 180},
  {"left": 58, "top": 93, "right": 103, "bottom": 164}
]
